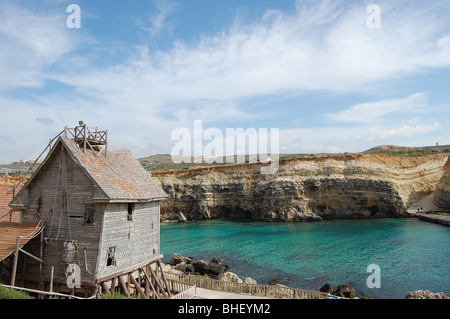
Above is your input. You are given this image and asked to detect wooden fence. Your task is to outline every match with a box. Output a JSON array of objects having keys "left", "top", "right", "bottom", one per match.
[
  {"left": 164, "top": 272, "right": 330, "bottom": 299},
  {"left": 168, "top": 279, "right": 196, "bottom": 299},
  {"left": 0, "top": 284, "right": 91, "bottom": 299}
]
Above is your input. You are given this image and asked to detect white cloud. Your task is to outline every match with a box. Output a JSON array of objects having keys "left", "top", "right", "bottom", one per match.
[
  {"left": 371, "top": 122, "right": 441, "bottom": 139},
  {"left": 0, "top": 3, "right": 82, "bottom": 91},
  {"left": 279, "top": 120, "right": 443, "bottom": 154},
  {"left": 326, "top": 93, "right": 428, "bottom": 124},
  {"left": 136, "top": 0, "right": 177, "bottom": 36},
  {"left": 53, "top": 0, "right": 450, "bottom": 113},
  {"left": 1, "top": 0, "right": 449, "bottom": 162}
]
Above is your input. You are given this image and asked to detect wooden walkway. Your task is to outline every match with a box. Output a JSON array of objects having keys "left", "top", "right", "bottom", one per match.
[
  {"left": 165, "top": 272, "right": 330, "bottom": 299},
  {"left": 194, "top": 287, "right": 278, "bottom": 299}
]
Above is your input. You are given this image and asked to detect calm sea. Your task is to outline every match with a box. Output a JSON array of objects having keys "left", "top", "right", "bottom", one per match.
[{"left": 160, "top": 218, "right": 449, "bottom": 299}]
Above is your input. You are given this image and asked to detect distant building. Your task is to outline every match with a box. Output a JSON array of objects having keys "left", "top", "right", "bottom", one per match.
[{"left": 2, "top": 124, "right": 173, "bottom": 298}]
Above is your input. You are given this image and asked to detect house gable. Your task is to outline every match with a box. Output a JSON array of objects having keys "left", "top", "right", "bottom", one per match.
[{"left": 5, "top": 125, "right": 169, "bottom": 297}]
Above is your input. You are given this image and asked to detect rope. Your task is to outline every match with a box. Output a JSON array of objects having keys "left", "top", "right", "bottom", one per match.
[
  {"left": 83, "top": 247, "right": 92, "bottom": 275},
  {"left": 62, "top": 151, "right": 72, "bottom": 242},
  {"left": 48, "top": 149, "right": 62, "bottom": 239},
  {"left": 11, "top": 129, "right": 65, "bottom": 195},
  {"left": 48, "top": 146, "right": 73, "bottom": 242},
  {"left": 18, "top": 220, "right": 43, "bottom": 240}
]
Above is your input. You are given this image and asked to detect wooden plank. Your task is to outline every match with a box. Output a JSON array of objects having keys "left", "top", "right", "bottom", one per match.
[{"left": 0, "top": 222, "right": 41, "bottom": 262}]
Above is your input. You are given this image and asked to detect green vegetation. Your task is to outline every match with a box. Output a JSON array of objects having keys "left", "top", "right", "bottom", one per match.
[
  {"left": 139, "top": 154, "right": 228, "bottom": 172},
  {"left": 101, "top": 292, "right": 135, "bottom": 299},
  {"left": 176, "top": 173, "right": 198, "bottom": 180},
  {"left": 363, "top": 145, "right": 450, "bottom": 157},
  {"left": 139, "top": 153, "right": 314, "bottom": 172},
  {"left": 0, "top": 285, "right": 35, "bottom": 299}
]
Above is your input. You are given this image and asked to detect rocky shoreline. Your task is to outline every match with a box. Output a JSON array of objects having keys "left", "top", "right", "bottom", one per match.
[{"left": 163, "top": 253, "right": 448, "bottom": 299}]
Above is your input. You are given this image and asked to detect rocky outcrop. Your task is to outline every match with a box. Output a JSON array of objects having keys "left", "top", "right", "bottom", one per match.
[
  {"left": 405, "top": 290, "right": 448, "bottom": 299},
  {"left": 320, "top": 283, "right": 357, "bottom": 298},
  {"left": 434, "top": 156, "right": 450, "bottom": 209},
  {"left": 167, "top": 254, "right": 232, "bottom": 278},
  {"left": 155, "top": 153, "right": 448, "bottom": 222}
]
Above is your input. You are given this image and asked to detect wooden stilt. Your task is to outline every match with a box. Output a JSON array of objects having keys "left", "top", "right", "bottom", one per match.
[
  {"left": 140, "top": 267, "right": 158, "bottom": 299},
  {"left": 118, "top": 275, "right": 129, "bottom": 297},
  {"left": 101, "top": 281, "right": 109, "bottom": 294},
  {"left": 148, "top": 264, "right": 168, "bottom": 297},
  {"left": 130, "top": 275, "right": 147, "bottom": 299},
  {"left": 39, "top": 231, "right": 44, "bottom": 292},
  {"left": 158, "top": 259, "right": 172, "bottom": 297},
  {"left": 111, "top": 277, "right": 116, "bottom": 297},
  {"left": 10, "top": 236, "right": 21, "bottom": 286},
  {"left": 49, "top": 266, "right": 54, "bottom": 292}
]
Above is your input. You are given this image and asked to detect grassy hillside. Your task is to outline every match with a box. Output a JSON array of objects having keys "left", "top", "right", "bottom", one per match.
[{"left": 363, "top": 144, "right": 450, "bottom": 157}]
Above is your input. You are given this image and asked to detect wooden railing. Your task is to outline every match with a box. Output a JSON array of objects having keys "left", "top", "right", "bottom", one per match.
[
  {"left": 168, "top": 279, "right": 196, "bottom": 299},
  {"left": 164, "top": 272, "right": 330, "bottom": 299}
]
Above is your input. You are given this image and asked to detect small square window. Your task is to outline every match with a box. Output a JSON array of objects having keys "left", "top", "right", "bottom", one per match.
[
  {"left": 106, "top": 247, "right": 116, "bottom": 267},
  {"left": 83, "top": 203, "right": 96, "bottom": 225},
  {"left": 127, "top": 203, "right": 134, "bottom": 221}
]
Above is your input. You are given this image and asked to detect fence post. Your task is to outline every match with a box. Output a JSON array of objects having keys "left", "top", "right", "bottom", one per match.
[{"left": 49, "top": 266, "right": 54, "bottom": 293}]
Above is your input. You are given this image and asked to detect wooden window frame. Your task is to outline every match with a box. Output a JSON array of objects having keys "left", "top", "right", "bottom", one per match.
[
  {"left": 106, "top": 246, "right": 117, "bottom": 267},
  {"left": 83, "top": 203, "right": 96, "bottom": 225}
]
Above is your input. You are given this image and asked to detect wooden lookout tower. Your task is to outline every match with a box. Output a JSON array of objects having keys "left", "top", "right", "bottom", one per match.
[{"left": 1, "top": 123, "right": 176, "bottom": 298}]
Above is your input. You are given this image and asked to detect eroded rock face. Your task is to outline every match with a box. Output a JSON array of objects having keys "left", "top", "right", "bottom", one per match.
[
  {"left": 156, "top": 153, "right": 448, "bottom": 222},
  {"left": 434, "top": 156, "right": 450, "bottom": 209}
]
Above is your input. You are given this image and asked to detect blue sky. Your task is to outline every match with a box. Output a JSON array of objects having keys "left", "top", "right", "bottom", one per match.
[{"left": 1, "top": 0, "right": 450, "bottom": 163}]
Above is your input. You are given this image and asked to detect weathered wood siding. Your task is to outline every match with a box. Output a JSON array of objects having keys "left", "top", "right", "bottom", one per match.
[
  {"left": 13, "top": 142, "right": 162, "bottom": 290},
  {"left": 96, "top": 201, "right": 160, "bottom": 279},
  {"left": 18, "top": 144, "right": 102, "bottom": 283}
]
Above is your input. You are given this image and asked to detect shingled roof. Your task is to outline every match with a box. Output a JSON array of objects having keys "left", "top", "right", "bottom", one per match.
[{"left": 11, "top": 136, "right": 167, "bottom": 205}]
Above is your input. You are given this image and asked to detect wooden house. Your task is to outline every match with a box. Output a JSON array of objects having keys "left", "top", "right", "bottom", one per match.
[{"left": 4, "top": 124, "right": 174, "bottom": 298}]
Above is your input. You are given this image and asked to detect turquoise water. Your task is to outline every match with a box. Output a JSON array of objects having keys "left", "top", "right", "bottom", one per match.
[{"left": 160, "top": 218, "right": 450, "bottom": 299}]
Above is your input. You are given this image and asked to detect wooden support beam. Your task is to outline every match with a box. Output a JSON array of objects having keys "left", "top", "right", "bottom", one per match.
[
  {"left": 118, "top": 275, "right": 129, "bottom": 297},
  {"left": 101, "top": 282, "right": 109, "bottom": 294},
  {"left": 140, "top": 267, "right": 158, "bottom": 299},
  {"left": 18, "top": 248, "right": 43, "bottom": 263},
  {"left": 144, "top": 269, "right": 150, "bottom": 298},
  {"left": 130, "top": 275, "right": 147, "bottom": 299},
  {"left": 95, "top": 255, "right": 162, "bottom": 283},
  {"left": 39, "top": 231, "right": 44, "bottom": 292},
  {"left": 10, "top": 236, "right": 21, "bottom": 286},
  {"left": 148, "top": 264, "right": 168, "bottom": 297},
  {"left": 157, "top": 259, "right": 172, "bottom": 297}
]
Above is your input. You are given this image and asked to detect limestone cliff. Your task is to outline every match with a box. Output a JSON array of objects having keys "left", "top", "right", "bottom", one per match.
[
  {"left": 434, "top": 156, "right": 450, "bottom": 209},
  {"left": 154, "top": 153, "right": 448, "bottom": 222}
]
